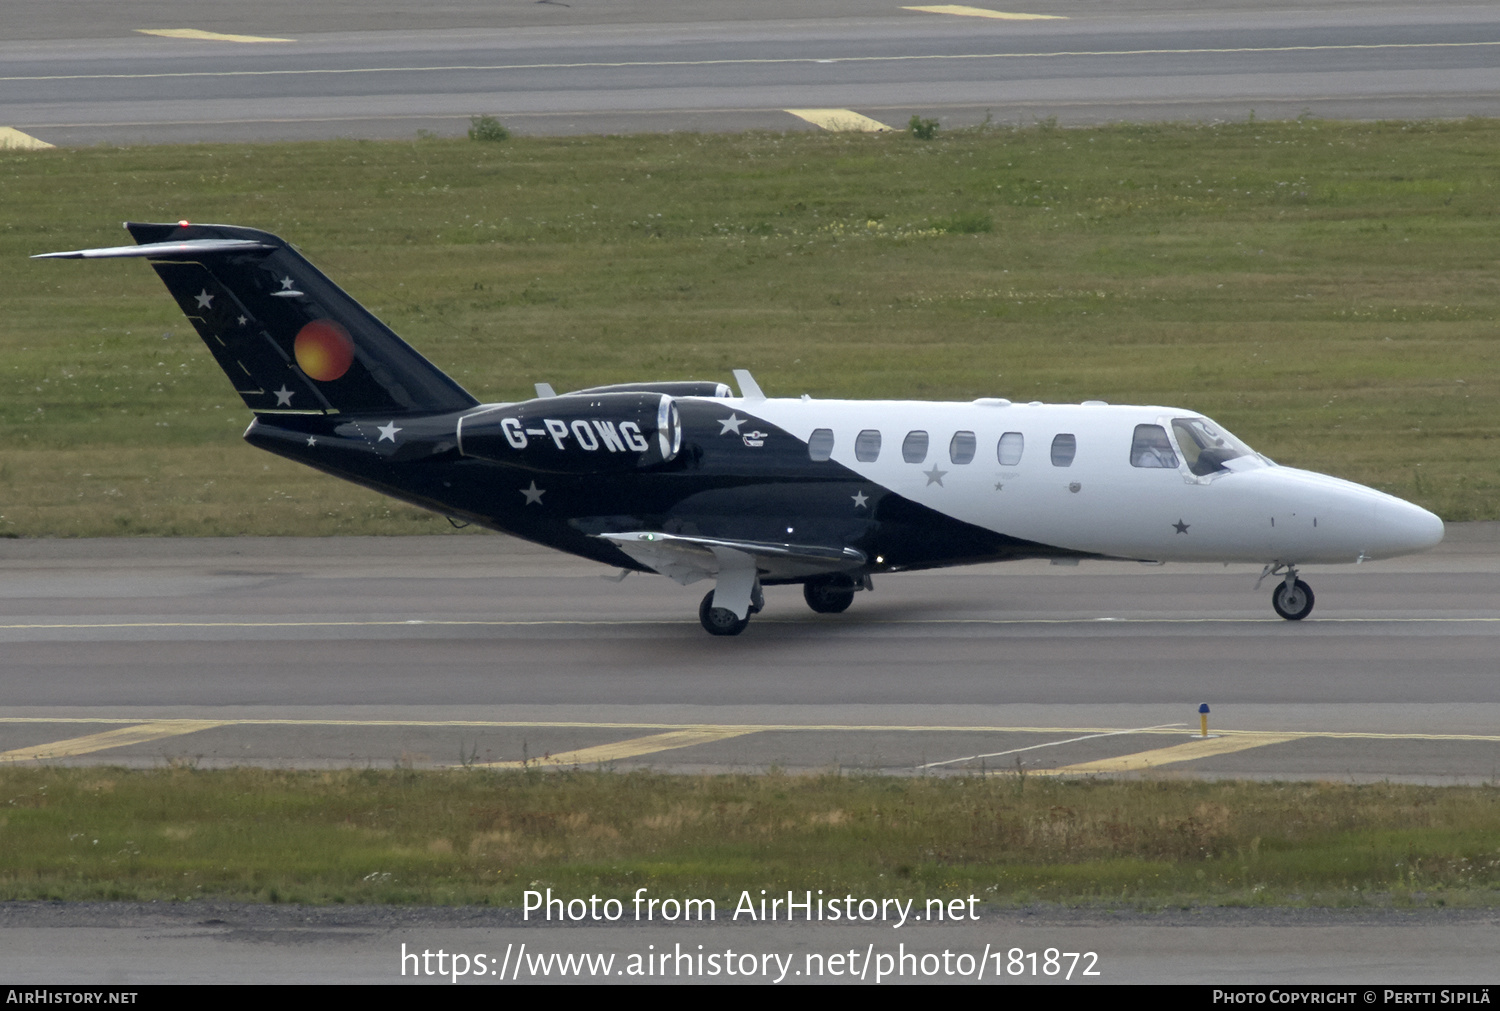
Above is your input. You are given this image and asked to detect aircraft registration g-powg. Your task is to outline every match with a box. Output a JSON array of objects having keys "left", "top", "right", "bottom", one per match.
[{"left": 37, "top": 223, "right": 1445, "bottom": 635}]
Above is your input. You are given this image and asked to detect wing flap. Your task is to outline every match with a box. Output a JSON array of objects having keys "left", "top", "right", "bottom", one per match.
[{"left": 599, "top": 532, "right": 864, "bottom": 586}]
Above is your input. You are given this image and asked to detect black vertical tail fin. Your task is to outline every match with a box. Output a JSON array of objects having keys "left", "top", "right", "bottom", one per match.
[{"left": 43, "top": 222, "right": 478, "bottom": 417}]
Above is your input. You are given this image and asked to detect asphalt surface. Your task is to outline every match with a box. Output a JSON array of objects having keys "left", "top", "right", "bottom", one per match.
[
  {"left": 4, "top": 901, "right": 1499, "bottom": 985},
  {"left": 5, "top": 0, "right": 1500, "bottom": 143},
  {"left": 1, "top": 525, "right": 1496, "bottom": 782}
]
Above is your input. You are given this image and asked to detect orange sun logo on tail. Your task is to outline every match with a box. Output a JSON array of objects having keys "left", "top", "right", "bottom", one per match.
[{"left": 294, "top": 319, "right": 355, "bottom": 381}]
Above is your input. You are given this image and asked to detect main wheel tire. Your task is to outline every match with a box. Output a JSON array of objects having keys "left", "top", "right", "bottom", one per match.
[
  {"left": 1271, "top": 578, "right": 1315, "bottom": 620},
  {"left": 803, "top": 576, "right": 856, "bottom": 614},
  {"left": 699, "top": 590, "right": 750, "bottom": 636}
]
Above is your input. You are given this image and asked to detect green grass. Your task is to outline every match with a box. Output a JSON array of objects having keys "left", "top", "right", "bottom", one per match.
[
  {"left": 2, "top": 768, "right": 1498, "bottom": 908},
  {"left": 3, "top": 117, "right": 1499, "bottom": 536}
]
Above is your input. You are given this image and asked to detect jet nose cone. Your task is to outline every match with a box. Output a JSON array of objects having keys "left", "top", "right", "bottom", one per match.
[{"left": 1367, "top": 497, "right": 1444, "bottom": 559}]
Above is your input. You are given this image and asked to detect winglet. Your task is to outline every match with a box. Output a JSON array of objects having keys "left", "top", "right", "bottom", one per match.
[
  {"left": 534, "top": 382, "right": 558, "bottom": 398},
  {"left": 733, "top": 369, "right": 765, "bottom": 401}
]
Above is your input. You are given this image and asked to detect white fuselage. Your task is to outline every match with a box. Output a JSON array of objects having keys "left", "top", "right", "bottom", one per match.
[{"left": 743, "top": 397, "right": 1443, "bottom": 566}]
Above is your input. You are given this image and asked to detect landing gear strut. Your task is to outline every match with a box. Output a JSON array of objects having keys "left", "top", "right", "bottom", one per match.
[
  {"left": 1268, "top": 566, "right": 1315, "bottom": 620},
  {"left": 803, "top": 573, "right": 858, "bottom": 614}
]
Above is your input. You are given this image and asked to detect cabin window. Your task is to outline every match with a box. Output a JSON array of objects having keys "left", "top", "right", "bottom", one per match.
[
  {"left": 1050, "top": 433, "right": 1077, "bottom": 467},
  {"left": 949, "top": 431, "right": 976, "bottom": 465},
  {"left": 807, "top": 428, "right": 835, "bottom": 462},
  {"left": 902, "top": 430, "right": 929, "bottom": 464},
  {"left": 855, "top": 429, "right": 882, "bottom": 462},
  {"left": 997, "top": 432, "right": 1024, "bottom": 466},
  {"left": 1130, "top": 424, "right": 1178, "bottom": 468}
]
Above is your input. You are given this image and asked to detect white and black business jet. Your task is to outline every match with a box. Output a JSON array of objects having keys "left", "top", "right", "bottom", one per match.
[{"left": 37, "top": 223, "right": 1445, "bottom": 635}]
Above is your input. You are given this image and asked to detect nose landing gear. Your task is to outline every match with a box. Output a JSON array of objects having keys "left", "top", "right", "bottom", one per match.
[{"left": 1259, "top": 563, "right": 1315, "bottom": 620}]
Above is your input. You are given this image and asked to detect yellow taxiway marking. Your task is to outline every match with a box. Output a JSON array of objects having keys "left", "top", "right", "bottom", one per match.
[
  {"left": 0, "top": 719, "right": 1497, "bottom": 744},
  {"left": 785, "top": 109, "right": 893, "bottom": 132},
  {"left": 1032, "top": 732, "right": 1301, "bottom": 775},
  {"left": 477, "top": 728, "right": 753, "bottom": 768},
  {"left": 0, "top": 721, "right": 224, "bottom": 763},
  {"left": 0, "top": 127, "right": 54, "bottom": 150},
  {"left": 135, "top": 29, "right": 295, "bottom": 44},
  {"left": 903, "top": 6, "right": 1067, "bottom": 20},
  {"left": 8, "top": 40, "right": 1497, "bottom": 83},
  {"left": 921, "top": 723, "right": 1183, "bottom": 769}
]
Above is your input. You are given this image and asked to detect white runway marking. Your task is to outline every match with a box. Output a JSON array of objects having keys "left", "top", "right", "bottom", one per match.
[{"left": 5, "top": 40, "right": 1498, "bottom": 83}]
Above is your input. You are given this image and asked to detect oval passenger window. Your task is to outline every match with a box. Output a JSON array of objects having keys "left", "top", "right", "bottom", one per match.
[
  {"left": 902, "top": 431, "right": 929, "bottom": 464},
  {"left": 949, "top": 431, "right": 976, "bottom": 465},
  {"left": 855, "top": 429, "right": 882, "bottom": 462},
  {"left": 998, "top": 432, "right": 1024, "bottom": 466},
  {"left": 1051, "top": 433, "right": 1077, "bottom": 467},
  {"left": 807, "top": 428, "right": 835, "bottom": 462}
]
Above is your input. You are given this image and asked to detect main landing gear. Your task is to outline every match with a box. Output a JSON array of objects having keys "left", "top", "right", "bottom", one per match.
[
  {"left": 803, "top": 573, "right": 858, "bottom": 614},
  {"left": 699, "top": 584, "right": 763, "bottom": 637},
  {"left": 1260, "top": 563, "right": 1315, "bottom": 621},
  {"left": 696, "top": 573, "right": 869, "bottom": 635}
]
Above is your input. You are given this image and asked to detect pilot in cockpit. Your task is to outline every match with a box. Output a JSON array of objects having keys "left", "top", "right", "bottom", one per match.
[{"left": 1130, "top": 424, "right": 1179, "bottom": 468}]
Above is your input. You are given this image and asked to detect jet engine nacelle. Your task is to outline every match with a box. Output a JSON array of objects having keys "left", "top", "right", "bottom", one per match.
[{"left": 456, "top": 392, "right": 682, "bottom": 473}]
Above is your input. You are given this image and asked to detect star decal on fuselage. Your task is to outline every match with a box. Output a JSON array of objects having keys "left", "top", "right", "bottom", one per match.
[
  {"left": 194, "top": 289, "right": 214, "bottom": 309},
  {"left": 521, "top": 481, "right": 546, "bottom": 505},
  {"left": 279, "top": 276, "right": 296, "bottom": 290},
  {"left": 377, "top": 421, "right": 402, "bottom": 442},
  {"left": 718, "top": 413, "right": 745, "bottom": 435},
  {"left": 274, "top": 385, "right": 294, "bottom": 406},
  {"left": 1172, "top": 519, "right": 1191, "bottom": 534},
  {"left": 923, "top": 465, "right": 948, "bottom": 487},
  {"left": 306, "top": 436, "right": 318, "bottom": 447},
  {"left": 852, "top": 490, "right": 869, "bottom": 509},
  {"left": 236, "top": 315, "right": 248, "bottom": 327}
]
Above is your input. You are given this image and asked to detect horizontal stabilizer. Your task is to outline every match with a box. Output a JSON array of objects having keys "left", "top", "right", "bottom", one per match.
[
  {"left": 599, "top": 531, "right": 864, "bottom": 586},
  {"left": 32, "top": 239, "right": 274, "bottom": 260}
]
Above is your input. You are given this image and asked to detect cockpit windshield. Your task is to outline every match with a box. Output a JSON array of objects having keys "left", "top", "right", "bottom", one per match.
[{"left": 1171, "top": 417, "right": 1258, "bottom": 477}]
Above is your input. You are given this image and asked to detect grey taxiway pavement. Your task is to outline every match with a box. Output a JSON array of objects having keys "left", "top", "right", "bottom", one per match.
[
  {"left": 2, "top": 526, "right": 1497, "bottom": 781},
  {"left": 4, "top": 0, "right": 1500, "bottom": 144}
]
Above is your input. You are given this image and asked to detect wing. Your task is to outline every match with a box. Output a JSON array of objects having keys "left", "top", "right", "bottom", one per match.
[{"left": 598, "top": 532, "right": 865, "bottom": 586}]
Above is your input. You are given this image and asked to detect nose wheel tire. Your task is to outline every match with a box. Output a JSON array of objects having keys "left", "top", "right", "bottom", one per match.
[
  {"left": 803, "top": 575, "right": 856, "bottom": 614},
  {"left": 699, "top": 590, "right": 750, "bottom": 636},
  {"left": 1271, "top": 578, "right": 1315, "bottom": 620}
]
